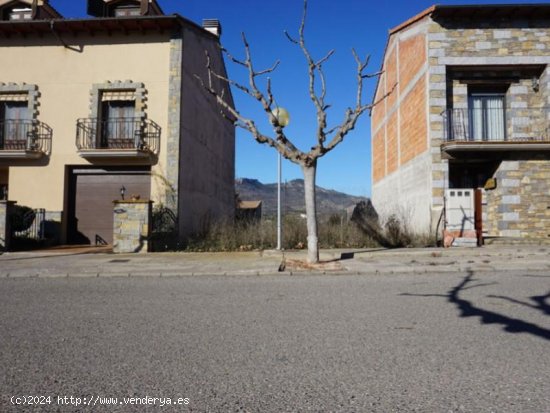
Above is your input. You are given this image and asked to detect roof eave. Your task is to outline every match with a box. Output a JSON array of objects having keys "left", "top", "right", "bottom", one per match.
[
  {"left": 389, "top": 5, "right": 436, "bottom": 35},
  {"left": 0, "top": 14, "right": 222, "bottom": 41}
]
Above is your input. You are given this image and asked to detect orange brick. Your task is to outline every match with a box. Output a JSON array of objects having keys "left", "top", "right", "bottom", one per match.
[
  {"left": 372, "top": 130, "right": 386, "bottom": 183},
  {"left": 399, "top": 34, "right": 426, "bottom": 93},
  {"left": 387, "top": 113, "right": 398, "bottom": 174},
  {"left": 371, "top": 73, "right": 386, "bottom": 131},
  {"left": 386, "top": 49, "right": 398, "bottom": 110},
  {"left": 399, "top": 76, "right": 427, "bottom": 165}
]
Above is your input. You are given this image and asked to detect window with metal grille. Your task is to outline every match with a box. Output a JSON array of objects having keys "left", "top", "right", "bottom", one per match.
[
  {"left": 99, "top": 98, "right": 137, "bottom": 149},
  {"left": 0, "top": 99, "right": 30, "bottom": 150}
]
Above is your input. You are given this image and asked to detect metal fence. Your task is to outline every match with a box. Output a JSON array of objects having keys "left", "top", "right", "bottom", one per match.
[
  {"left": 76, "top": 117, "right": 161, "bottom": 154},
  {"left": 0, "top": 120, "right": 52, "bottom": 154},
  {"left": 442, "top": 108, "right": 550, "bottom": 142}
]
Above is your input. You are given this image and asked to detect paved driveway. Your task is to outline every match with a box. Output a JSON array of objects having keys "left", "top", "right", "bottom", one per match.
[{"left": 1, "top": 271, "right": 548, "bottom": 412}]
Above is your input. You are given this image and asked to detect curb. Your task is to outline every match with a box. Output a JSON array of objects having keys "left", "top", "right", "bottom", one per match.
[{"left": 1, "top": 267, "right": 548, "bottom": 279}]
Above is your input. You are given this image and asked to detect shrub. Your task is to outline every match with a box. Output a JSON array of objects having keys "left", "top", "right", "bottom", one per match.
[
  {"left": 351, "top": 200, "right": 413, "bottom": 248},
  {"left": 383, "top": 214, "right": 412, "bottom": 248},
  {"left": 183, "top": 213, "right": 378, "bottom": 252},
  {"left": 10, "top": 205, "right": 36, "bottom": 233},
  {"left": 150, "top": 205, "right": 180, "bottom": 252}
]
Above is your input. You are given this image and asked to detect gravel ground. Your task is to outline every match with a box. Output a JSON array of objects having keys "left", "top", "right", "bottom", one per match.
[{"left": 1, "top": 270, "right": 549, "bottom": 412}]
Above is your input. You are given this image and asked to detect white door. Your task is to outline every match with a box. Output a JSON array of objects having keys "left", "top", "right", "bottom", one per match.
[{"left": 445, "top": 189, "right": 475, "bottom": 232}]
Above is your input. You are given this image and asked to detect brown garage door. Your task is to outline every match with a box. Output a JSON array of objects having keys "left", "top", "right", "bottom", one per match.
[{"left": 68, "top": 167, "right": 151, "bottom": 245}]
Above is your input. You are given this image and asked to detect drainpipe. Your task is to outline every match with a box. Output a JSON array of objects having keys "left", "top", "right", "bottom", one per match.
[{"left": 50, "top": 20, "right": 82, "bottom": 52}]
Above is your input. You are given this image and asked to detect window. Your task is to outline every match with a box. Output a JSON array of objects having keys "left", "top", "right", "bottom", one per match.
[
  {"left": 99, "top": 92, "right": 137, "bottom": 149},
  {"left": 9, "top": 7, "right": 32, "bottom": 20},
  {"left": 0, "top": 99, "right": 30, "bottom": 150},
  {"left": 86, "top": 82, "right": 147, "bottom": 150},
  {"left": 114, "top": 5, "right": 141, "bottom": 17},
  {"left": 469, "top": 92, "right": 506, "bottom": 141}
]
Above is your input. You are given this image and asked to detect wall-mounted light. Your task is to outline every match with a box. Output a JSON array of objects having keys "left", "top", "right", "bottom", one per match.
[
  {"left": 532, "top": 76, "right": 540, "bottom": 92},
  {"left": 120, "top": 185, "right": 126, "bottom": 200},
  {"left": 484, "top": 178, "right": 497, "bottom": 190}
]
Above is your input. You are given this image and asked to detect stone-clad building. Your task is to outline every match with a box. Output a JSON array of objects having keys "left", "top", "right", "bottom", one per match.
[
  {"left": 371, "top": 4, "right": 550, "bottom": 240},
  {"left": 0, "top": 0, "right": 235, "bottom": 248}
]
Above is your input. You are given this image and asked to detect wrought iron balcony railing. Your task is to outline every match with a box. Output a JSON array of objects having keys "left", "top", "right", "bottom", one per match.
[
  {"left": 0, "top": 119, "right": 52, "bottom": 154},
  {"left": 76, "top": 118, "right": 160, "bottom": 154},
  {"left": 442, "top": 108, "right": 550, "bottom": 143}
]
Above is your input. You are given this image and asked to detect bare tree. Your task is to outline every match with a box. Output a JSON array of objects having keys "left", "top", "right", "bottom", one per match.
[{"left": 197, "top": 0, "right": 391, "bottom": 263}]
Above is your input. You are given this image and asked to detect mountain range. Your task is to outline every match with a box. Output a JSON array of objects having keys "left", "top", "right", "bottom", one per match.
[{"left": 235, "top": 178, "right": 368, "bottom": 217}]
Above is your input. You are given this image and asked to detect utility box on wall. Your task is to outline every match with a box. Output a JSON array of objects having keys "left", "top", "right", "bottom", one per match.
[{"left": 445, "top": 189, "right": 475, "bottom": 233}]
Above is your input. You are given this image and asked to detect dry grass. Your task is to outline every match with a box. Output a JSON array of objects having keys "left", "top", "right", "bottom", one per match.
[{"left": 184, "top": 214, "right": 379, "bottom": 252}]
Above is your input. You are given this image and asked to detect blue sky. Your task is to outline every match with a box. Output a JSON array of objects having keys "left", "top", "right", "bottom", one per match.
[{"left": 57, "top": 0, "right": 539, "bottom": 196}]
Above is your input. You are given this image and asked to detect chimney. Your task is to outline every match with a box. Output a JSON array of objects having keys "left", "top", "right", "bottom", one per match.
[{"left": 202, "top": 19, "right": 222, "bottom": 37}]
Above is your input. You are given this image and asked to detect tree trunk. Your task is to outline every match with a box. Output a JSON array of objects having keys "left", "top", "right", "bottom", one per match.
[{"left": 302, "top": 162, "right": 319, "bottom": 263}]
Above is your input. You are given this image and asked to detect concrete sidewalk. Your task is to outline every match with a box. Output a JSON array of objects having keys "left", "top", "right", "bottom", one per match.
[{"left": 0, "top": 244, "right": 548, "bottom": 277}]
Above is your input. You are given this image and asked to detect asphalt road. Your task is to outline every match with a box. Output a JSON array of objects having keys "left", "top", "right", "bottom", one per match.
[{"left": 1, "top": 271, "right": 549, "bottom": 412}]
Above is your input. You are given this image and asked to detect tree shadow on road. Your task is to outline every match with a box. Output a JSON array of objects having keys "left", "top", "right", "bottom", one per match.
[
  {"left": 488, "top": 290, "right": 550, "bottom": 316},
  {"left": 401, "top": 270, "right": 550, "bottom": 341}
]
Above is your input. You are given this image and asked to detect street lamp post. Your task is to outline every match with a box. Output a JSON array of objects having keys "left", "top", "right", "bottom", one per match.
[{"left": 272, "top": 107, "right": 290, "bottom": 250}]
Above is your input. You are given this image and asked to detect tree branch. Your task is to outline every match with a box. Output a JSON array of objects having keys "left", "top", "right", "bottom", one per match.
[
  {"left": 256, "top": 60, "right": 281, "bottom": 76},
  {"left": 315, "top": 49, "right": 390, "bottom": 155},
  {"left": 196, "top": 48, "right": 305, "bottom": 163},
  {"left": 196, "top": 0, "right": 393, "bottom": 168},
  {"left": 285, "top": 0, "right": 333, "bottom": 151},
  {"left": 221, "top": 47, "right": 247, "bottom": 68}
]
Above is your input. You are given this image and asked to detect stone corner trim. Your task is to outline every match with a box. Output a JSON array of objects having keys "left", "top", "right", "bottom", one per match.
[{"left": 113, "top": 200, "right": 153, "bottom": 254}]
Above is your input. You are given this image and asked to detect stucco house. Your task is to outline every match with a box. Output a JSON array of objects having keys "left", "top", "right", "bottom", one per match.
[
  {"left": 371, "top": 4, "right": 550, "bottom": 241},
  {"left": 0, "top": 0, "right": 235, "bottom": 248}
]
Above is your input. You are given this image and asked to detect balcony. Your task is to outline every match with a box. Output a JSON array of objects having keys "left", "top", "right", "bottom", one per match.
[
  {"left": 76, "top": 118, "right": 160, "bottom": 160},
  {"left": 0, "top": 120, "right": 52, "bottom": 160},
  {"left": 441, "top": 108, "right": 550, "bottom": 158}
]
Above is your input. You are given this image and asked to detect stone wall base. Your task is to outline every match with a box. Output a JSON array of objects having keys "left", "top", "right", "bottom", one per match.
[{"left": 113, "top": 200, "right": 152, "bottom": 253}]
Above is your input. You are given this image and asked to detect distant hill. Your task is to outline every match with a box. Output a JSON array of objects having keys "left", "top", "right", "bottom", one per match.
[{"left": 235, "top": 178, "right": 368, "bottom": 217}]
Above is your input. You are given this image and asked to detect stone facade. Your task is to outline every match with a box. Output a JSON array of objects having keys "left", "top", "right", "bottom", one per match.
[
  {"left": 165, "top": 32, "right": 183, "bottom": 212},
  {"left": 0, "top": 200, "right": 15, "bottom": 251},
  {"left": 88, "top": 80, "right": 147, "bottom": 120},
  {"left": 0, "top": 83, "right": 40, "bottom": 121},
  {"left": 0, "top": 12, "right": 235, "bottom": 251},
  {"left": 448, "top": 70, "right": 548, "bottom": 141},
  {"left": 427, "top": 11, "right": 550, "bottom": 239},
  {"left": 484, "top": 161, "right": 550, "bottom": 238},
  {"left": 372, "top": 5, "right": 550, "bottom": 239},
  {"left": 113, "top": 200, "right": 152, "bottom": 253}
]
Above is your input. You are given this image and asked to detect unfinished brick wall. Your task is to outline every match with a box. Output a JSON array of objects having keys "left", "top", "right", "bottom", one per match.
[
  {"left": 372, "top": 130, "right": 386, "bottom": 182},
  {"left": 386, "top": 49, "right": 398, "bottom": 109},
  {"left": 399, "top": 34, "right": 426, "bottom": 93},
  {"left": 386, "top": 113, "right": 398, "bottom": 174},
  {"left": 371, "top": 18, "right": 434, "bottom": 234},
  {"left": 371, "top": 73, "right": 386, "bottom": 129},
  {"left": 371, "top": 29, "right": 428, "bottom": 184},
  {"left": 400, "top": 76, "right": 427, "bottom": 165}
]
